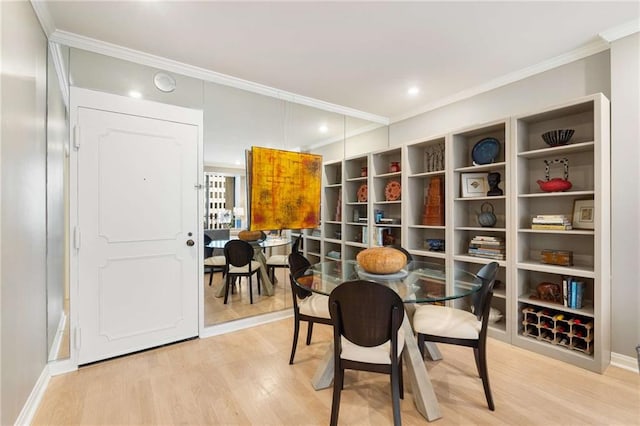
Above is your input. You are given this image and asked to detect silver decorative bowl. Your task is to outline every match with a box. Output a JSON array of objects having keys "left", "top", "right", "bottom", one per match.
[{"left": 542, "top": 129, "right": 574, "bottom": 147}]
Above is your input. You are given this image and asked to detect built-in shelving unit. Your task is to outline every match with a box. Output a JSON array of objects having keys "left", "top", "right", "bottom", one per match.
[
  {"left": 449, "top": 120, "right": 510, "bottom": 340},
  {"left": 511, "top": 93, "right": 610, "bottom": 372},
  {"left": 311, "top": 93, "right": 610, "bottom": 372}
]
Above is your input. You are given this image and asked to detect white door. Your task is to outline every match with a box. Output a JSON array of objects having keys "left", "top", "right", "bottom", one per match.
[{"left": 72, "top": 89, "right": 201, "bottom": 365}]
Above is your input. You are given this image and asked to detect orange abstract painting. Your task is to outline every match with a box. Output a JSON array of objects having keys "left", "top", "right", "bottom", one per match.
[{"left": 249, "top": 147, "right": 322, "bottom": 231}]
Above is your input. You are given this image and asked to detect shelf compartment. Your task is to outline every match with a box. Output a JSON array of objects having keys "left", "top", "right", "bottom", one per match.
[
  {"left": 405, "top": 226, "right": 446, "bottom": 254},
  {"left": 516, "top": 232, "right": 594, "bottom": 271},
  {"left": 406, "top": 137, "right": 446, "bottom": 175},
  {"left": 344, "top": 155, "right": 369, "bottom": 180},
  {"left": 519, "top": 304, "right": 594, "bottom": 356},
  {"left": 372, "top": 147, "right": 401, "bottom": 176},
  {"left": 452, "top": 121, "right": 507, "bottom": 170}
]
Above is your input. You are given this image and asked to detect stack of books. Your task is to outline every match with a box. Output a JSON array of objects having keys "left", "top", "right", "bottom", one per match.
[
  {"left": 531, "top": 214, "right": 572, "bottom": 230},
  {"left": 468, "top": 236, "right": 505, "bottom": 260},
  {"left": 562, "top": 276, "right": 585, "bottom": 309}
]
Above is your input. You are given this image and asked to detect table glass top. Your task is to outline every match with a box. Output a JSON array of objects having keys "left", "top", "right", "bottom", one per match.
[
  {"left": 295, "top": 260, "right": 481, "bottom": 303},
  {"left": 207, "top": 236, "right": 291, "bottom": 249}
]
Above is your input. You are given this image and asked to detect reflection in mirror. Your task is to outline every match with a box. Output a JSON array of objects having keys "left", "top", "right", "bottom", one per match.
[
  {"left": 203, "top": 82, "right": 298, "bottom": 326},
  {"left": 47, "top": 43, "right": 70, "bottom": 361}
]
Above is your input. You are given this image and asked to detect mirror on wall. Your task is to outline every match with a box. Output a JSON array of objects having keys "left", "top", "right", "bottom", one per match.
[{"left": 56, "top": 46, "right": 385, "bottom": 336}]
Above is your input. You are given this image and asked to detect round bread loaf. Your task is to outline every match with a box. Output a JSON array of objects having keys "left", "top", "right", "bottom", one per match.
[
  {"left": 356, "top": 247, "right": 407, "bottom": 274},
  {"left": 238, "top": 230, "right": 262, "bottom": 241}
]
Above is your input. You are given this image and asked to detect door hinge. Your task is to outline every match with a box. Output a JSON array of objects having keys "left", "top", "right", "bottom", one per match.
[
  {"left": 73, "top": 226, "right": 81, "bottom": 250},
  {"left": 74, "top": 327, "right": 81, "bottom": 350},
  {"left": 194, "top": 183, "right": 203, "bottom": 189},
  {"left": 73, "top": 125, "right": 80, "bottom": 150}
]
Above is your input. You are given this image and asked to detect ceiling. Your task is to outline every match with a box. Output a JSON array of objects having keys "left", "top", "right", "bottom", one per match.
[{"left": 41, "top": 1, "right": 638, "bottom": 123}]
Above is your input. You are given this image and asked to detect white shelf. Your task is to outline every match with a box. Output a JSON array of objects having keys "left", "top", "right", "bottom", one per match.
[
  {"left": 409, "top": 225, "right": 446, "bottom": 230},
  {"left": 517, "top": 295, "right": 595, "bottom": 317},
  {"left": 454, "top": 195, "right": 507, "bottom": 202},
  {"left": 519, "top": 228, "right": 595, "bottom": 236},
  {"left": 454, "top": 161, "right": 507, "bottom": 173},
  {"left": 456, "top": 226, "right": 507, "bottom": 232},
  {"left": 517, "top": 141, "right": 595, "bottom": 159},
  {"left": 518, "top": 190, "right": 594, "bottom": 198},
  {"left": 408, "top": 170, "right": 445, "bottom": 178},
  {"left": 515, "top": 260, "right": 595, "bottom": 278},
  {"left": 454, "top": 254, "right": 507, "bottom": 267}
]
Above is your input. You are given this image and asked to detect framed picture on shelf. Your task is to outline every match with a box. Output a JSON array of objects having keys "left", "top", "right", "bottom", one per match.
[
  {"left": 572, "top": 199, "right": 595, "bottom": 229},
  {"left": 461, "top": 172, "right": 489, "bottom": 198}
]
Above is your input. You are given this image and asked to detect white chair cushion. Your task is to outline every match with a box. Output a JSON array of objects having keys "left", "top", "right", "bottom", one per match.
[
  {"left": 228, "top": 260, "right": 262, "bottom": 274},
  {"left": 413, "top": 304, "right": 481, "bottom": 340},
  {"left": 298, "top": 294, "right": 331, "bottom": 319},
  {"left": 340, "top": 322, "right": 406, "bottom": 365},
  {"left": 266, "top": 254, "right": 289, "bottom": 266},
  {"left": 204, "top": 255, "right": 226, "bottom": 266}
]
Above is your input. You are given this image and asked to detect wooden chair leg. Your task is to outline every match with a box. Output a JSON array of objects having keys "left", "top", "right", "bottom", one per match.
[
  {"left": 390, "top": 362, "right": 402, "bottom": 426},
  {"left": 476, "top": 344, "right": 495, "bottom": 410},
  {"left": 249, "top": 275, "right": 254, "bottom": 304},
  {"left": 257, "top": 271, "right": 261, "bottom": 295},
  {"left": 417, "top": 334, "right": 425, "bottom": 358},
  {"left": 289, "top": 316, "right": 300, "bottom": 365},
  {"left": 208, "top": 270, "right": 214, "bottom": 287},
  {"left": 330, "top": 365, "right": 343, "bottom": 426},
  {"left": 306, "top": 322, "right": 314, "bottom": 345},
  {"left": 399, "top": 357, "right": 404, "bottom": 399},
  {"left": 223, "top": 274, "right": 231, "bottom": 304}
]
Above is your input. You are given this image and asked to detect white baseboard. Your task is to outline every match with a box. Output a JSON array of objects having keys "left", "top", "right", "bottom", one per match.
[
  {"left": 199, "top": 309, "right": 292, "bottom": 338},
  {"left": 47, "top": 311, "right": 67, "bottom": 362},
  {"left": 611, "top": 351, "right": 640, "bottom": 373},
  {"left": 14, "top": 365, "right": 50, "bottom": 426}
]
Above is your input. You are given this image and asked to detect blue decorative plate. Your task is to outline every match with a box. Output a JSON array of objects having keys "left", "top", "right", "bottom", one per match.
[{"left": 472, "top": 138, "right": 500, "bottom": 165}]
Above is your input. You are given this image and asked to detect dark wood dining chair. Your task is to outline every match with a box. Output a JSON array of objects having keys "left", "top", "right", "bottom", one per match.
[
  {"left": 267, "top": 234, "right": 302, "bottom": 283},
  {"left": 412, "top": 261, "right": 499, "bottom": 411},
  {"left": 203, "top": 233, "right": 226, "bottom": 286},
  {"left": 223, "top": 239, "right": 262, "bottom": 304},
  {"left": 329, "top": 280, "right": 405, "bottom": 426},
  {"left": 287, "top": 252, "right": 331, "bottom": 364}
]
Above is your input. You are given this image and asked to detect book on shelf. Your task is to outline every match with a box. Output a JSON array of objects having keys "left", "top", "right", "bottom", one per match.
[
  {"left": 472, "top": 235, "right": 503, "bottom": 241},
  {"left": 467, "top": 252, "right": 505, "bottom": 260},
  {"left": 562, "top": 276, "right": 585, "bottom": 309},
  {"left": 532, "top": 215, "right": 572, "bottom": 226},
  {"left": 531, "top": 224, "right": 573, "bottom": 230}
]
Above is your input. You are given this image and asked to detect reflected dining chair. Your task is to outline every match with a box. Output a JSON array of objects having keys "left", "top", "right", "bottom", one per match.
[
  {"left": 328, "top": 280, "right": 405, "bottom": 426},
  {"left": 287, "top": 252, "right": 331, "bottom": 364},
  {"left": 223, "top": 239, "right": 262, "bottom": 304},
  {"left": 203, "top": 232, "right": 227, "bottom": 286},
  {"left": 412, "top": 261, "right": 499, "bottom": 411},
  {"left": 267, "top": 234, "right": 302, "bottom": 283}
]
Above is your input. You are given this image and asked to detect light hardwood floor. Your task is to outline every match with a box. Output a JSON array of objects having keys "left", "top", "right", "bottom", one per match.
[
  {"left": 33, "top": 317, "right": 639, "bottom": 425},
  {"left": 204, "top": 268, "right": 293, "bottom": 325}
]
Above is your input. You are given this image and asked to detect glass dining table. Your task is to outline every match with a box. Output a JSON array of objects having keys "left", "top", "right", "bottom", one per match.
[{"left": 294, "top": 259, "right": 482, "bottom": 422}]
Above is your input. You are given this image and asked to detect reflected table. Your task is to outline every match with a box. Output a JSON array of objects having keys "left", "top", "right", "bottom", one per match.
[
  {"left": 294, "top": 260, "right": 481, "bottom": 422},
  {"left": 208, "top": 237, "right": 291, "bottom": 297}
]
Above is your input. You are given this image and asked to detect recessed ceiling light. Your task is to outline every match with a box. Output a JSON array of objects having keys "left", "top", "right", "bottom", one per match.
[
  {"left": 129, "top": 90, "right": 142, "bottom": 99},
  {"left": 319, "top": 124, "right": 329, "bottom": 133},
  {"left": 408, "top": 86, "right": 420, "bottom": 96}
]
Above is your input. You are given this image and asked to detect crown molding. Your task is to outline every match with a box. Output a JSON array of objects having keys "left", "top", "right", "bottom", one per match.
[
  {"left": 599, "top": 19, "right": 640, "bottom": 43},
  {"left": 390, "top": 38, "right": 611, "bottom": 124},
  {"left": 48, "top": 30, "right": 390, "bottom": 126},
  {"left": 29, "top": 0, "right": 55, "bottom": 37}
]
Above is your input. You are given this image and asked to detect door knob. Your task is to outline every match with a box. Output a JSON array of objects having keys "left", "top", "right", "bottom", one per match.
[{"left": 186, "top": 239, "right": 195, "bottom": 246}]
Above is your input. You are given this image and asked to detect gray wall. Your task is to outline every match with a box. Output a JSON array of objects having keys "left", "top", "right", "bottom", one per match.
[
  {"left": 0, "top": 1, "right": 48, "bottom": 424},
  {"left": 610, "top": 33, "right": 640, "bottom": 359}
]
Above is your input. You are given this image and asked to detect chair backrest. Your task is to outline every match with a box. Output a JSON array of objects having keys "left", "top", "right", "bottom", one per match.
[
  {"left": 291, "top": 234, "right": 303, "bottom": 254},
  {"left": 288, "top": 252, "right": 312, "bottom": 300},
  {"left": 391, "top": 245, "right": 413, "bottom": 263},
  {"left": 329, "top": 280, "right": 404, "bottom": 348},
  {"left": 472, "top": 262, "right": 499, "bottom": 322},
  {"left": 204, "top": 234, "right": 213, "bottom": 259},
  {"left": 205, "top": 228, "right": 230, "bottom": 241},
  {"left": 224, "top": 239, "right": 254, "bottom": 268}
]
